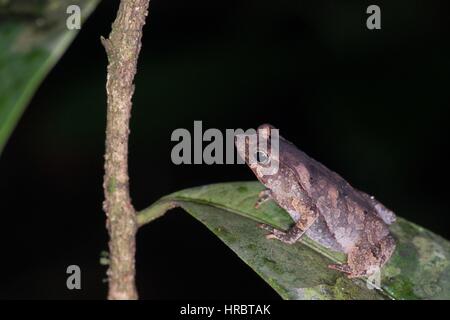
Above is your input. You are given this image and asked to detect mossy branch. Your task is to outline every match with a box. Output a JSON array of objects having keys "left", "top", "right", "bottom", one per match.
[{"left": 102, "top": 0, "right": 150, "bottom": 300}]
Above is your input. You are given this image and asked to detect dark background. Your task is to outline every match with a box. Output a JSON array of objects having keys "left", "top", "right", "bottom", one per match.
[{"left": 0, "top": 0, "right": 449, "bottom": 299}]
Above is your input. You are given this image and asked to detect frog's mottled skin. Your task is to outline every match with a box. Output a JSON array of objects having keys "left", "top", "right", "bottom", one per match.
[{"left": 235, "top": 124, "right": 396, "bottom": 278}]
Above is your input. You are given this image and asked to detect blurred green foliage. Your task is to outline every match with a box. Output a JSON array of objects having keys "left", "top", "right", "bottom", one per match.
[{"left": 0, "top": 0, "right": 99, "bottom": 154}]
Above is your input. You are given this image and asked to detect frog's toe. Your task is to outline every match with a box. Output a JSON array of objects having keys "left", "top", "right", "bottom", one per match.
[
  {"left": 258, "top": 224, "right": 285, "bottom": 235},
  {"left": 266, "top": 233, "right": 277, "bottom": 240},
  {"left": 267, "top": 233, "right": 297, "bottom": 244},
  {"left": 265, "top": 231, "right": 284, "bottom": 241},
  {"left": 328, "top": 263, "right": 353, "bottom": 275},
  {"left": 258, "top": 223, "right": 274, "bottom": 232},
  {"left": 258, "top": 224, "right": 287, "bottom": 240},
  {"left": 328, "top": 264, "right": 365, "bottom": 278},
  {"left": 265, "top": 230, "right": 298, "bottom": 244}
]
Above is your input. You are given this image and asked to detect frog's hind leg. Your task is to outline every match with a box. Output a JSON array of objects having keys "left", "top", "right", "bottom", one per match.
[
  {"left": 328, "top": 234, "right": 396, "bottom": 278},
  {"left": 328, "top": 246, "right": 374, "bottom": 278}
]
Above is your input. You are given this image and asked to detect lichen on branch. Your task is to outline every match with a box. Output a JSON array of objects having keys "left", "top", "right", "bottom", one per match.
[{"left": 102, "top": 0, "right": 150, "bottom": 300}]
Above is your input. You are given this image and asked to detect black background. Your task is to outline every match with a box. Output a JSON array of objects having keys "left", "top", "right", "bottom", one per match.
[{"left": 0, "top": 0, "right": 449, "bottom": 299}]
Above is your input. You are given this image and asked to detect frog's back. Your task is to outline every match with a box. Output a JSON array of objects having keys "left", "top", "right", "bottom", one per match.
[
  {"left": 279, "top": 138, "right": 356, "bottom": 197},
  {"left": 291, "top": 147, "right": 395, "bottom": 252},
  {"left": 279, "top": 137, "right": 395, "bottom": 226}
]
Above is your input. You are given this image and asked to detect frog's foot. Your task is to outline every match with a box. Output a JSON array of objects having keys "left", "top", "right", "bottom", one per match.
[
  {"left": 328, "top": 263, "right": 363, "bottom": 278},
  {"left": 255, "top": 189, "right": 272, "bottom": 209},
  {"left": 328, "top": 263, "right": 353, "bottom": 275},
  {"left": 258, "top": 223, "right": 303, "bottom": 245}
]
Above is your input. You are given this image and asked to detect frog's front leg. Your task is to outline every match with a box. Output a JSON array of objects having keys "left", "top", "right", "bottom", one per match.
[
  {"left": 255, "top": 189, "right": 272, "bottom": 209},
  {"left": 259, "top": 204, "right": 318, "bottom": 245},
  {"left": 259, "top": 223, "right": 305, "bottom": 244}
]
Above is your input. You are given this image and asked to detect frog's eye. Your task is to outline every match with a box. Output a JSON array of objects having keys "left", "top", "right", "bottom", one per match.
[{"left": 255, "top": 151, "right": 269, "bottom": 164}]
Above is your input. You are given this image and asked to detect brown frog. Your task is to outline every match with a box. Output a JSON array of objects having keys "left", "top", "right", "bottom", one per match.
[{"left": 235, "top": 124, "right": 396, "bottom": 278}]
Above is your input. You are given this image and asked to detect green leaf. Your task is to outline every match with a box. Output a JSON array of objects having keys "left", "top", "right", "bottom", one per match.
[
  {"left": 138, "top": 181, "right": 450, "bottom": 300},
  {"left": 0, "top": 0, "right": 100, "bottom": 154}
]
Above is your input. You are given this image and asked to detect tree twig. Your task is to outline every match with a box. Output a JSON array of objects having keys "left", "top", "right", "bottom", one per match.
[{"left": 101, "top": 0, "right": 150, "bottom": 300}]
